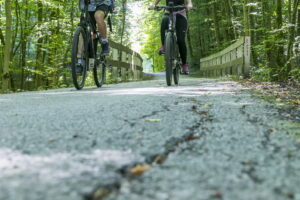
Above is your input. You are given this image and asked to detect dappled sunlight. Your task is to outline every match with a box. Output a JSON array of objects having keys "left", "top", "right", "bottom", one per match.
[
  {"left": 0, "top": 99, "right": 11, "bottom": 102},
  {"left": 35, "top": 80, "right": 245, "bottom": 97},
  {"left": 0, "top": 148, "right": 142, "bottom": 179}
]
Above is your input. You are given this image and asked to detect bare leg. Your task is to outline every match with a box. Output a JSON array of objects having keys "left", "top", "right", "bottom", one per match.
[
  {"left": 94, "top": 10, "right": 107, "bottom": 39},
  {"left": 77, "top": 33, "right": 84, "bottom": 58}
]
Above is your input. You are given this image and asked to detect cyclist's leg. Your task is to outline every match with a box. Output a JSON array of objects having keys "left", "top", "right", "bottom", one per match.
[
  {"left": 94, "top": 5, "right": 110, "bottom": 54},
  {"left": 161, "top": 13, "right": 169, "bottom": 46},
  {"left": 76, "top": 27, "right": 86, "bottom": 71},
  {"left": 94, "top": 8, "right": 108, "bottom": 39},
  {"left": 175, "top": 14, "right": 188, "bottom": 65},
  {"left": 77, "top": 34, "right": 84, "bottom": 58},
  {"left": 159, "top": 13, "right": 169, "bottom": 54}
]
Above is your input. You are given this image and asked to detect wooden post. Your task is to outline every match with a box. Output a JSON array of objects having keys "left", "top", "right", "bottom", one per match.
[{"left": 244, "top": 36, "right": 251, "bottom": 76}]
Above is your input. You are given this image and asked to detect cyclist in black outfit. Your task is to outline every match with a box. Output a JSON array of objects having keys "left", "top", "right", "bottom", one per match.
[{"left": 150, "top": 0, "right": 193, "bottom": 74}]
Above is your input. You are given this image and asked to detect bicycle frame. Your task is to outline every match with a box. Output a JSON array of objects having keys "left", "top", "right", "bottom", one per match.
[{"left": 79, "top": 2, "right": 108, "bottom": 73}]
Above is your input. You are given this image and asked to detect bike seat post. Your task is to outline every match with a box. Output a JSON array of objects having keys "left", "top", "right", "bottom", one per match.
[
  {"left": 168, "top": 1, "right": 174, "bottom": 12},
  {"left": 167, "top": 2, "right": 175, "bottom": 31}
]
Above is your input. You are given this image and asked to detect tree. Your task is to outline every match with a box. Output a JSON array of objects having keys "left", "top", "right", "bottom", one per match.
[{"left": 2, "top": 0, "right": 12, "bottom": 92}]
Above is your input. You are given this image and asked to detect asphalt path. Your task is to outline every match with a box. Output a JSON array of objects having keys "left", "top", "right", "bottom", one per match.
[{"left": 0, "top": 77, "right": 300, "bottom": 200}]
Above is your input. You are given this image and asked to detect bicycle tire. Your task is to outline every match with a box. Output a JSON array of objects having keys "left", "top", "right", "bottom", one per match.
[
  {"left": 71, "top": 26, "right": 88, "bottom": 90},
  {"left": 165, "top": 32, "right": 174, "bottom": 86},
  {"left": 93, "top": 39, "right": 106, "bottom": 87},
  {"left": 173, "top": 45, "right": 180, "bottom": 85},
  {"left": 173, "top": 63, "right": 180, "bottom": 85}
]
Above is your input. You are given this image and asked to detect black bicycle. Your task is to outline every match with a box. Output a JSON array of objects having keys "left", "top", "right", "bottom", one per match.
[
  {"left": 71, "top": 0, "right": 106, "bottom": 90},
  {"left": 150, "top": 3, "right": 186, "bottom": 86}
]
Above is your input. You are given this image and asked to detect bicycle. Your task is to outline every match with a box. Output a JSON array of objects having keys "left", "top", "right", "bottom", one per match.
[
  {"left": 149, "top": 3, "right": 187, "bottom": 86},
  {"left": 71, "top": 0, "right": 106, "bottom": 90}
]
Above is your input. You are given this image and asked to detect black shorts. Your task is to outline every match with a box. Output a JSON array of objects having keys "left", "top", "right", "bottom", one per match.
[{"left": 89, "top": 5, "right": 109, "bottom": 26}]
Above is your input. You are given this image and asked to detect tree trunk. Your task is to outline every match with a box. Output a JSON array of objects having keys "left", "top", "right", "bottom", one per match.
[
  {"left": 2, "top": 0, "right": 13, "bottom": 92},
  {"left": 243, "top": 0, "right": 250, "bottom": 36},
  {"left": 212, "top": 2, "right": 221, "bottom": 46},
  {"left": 286, "top": 0, "right": 300, "bottom": 75},
  {"left": 224, "top": 0, "right": 235, "bottom": 40},
  {"left": 249, "top": 1, "right": 257, "bottom": 65},
  {"left": 20, "top": 0, "right": 29, "bottom": 90},
  {"left": 35, "top": 0, "right": 43, "bottom": 88},
  {"left": 297, "top": 8, "right": 300, "bottom": 36},
  {"left": 120, "top": 0, "right": 127, "bottom": 45},
  {"left": 0, "top": 27, "right": 5, "bottom": 46},
  {"left": 275, "top": 0, "right": 285, "bottom": 80},
  {"left": 262, "top": 0, "right": 277, "bottom": 78}
]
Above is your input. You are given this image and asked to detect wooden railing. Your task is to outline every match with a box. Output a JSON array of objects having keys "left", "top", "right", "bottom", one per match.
[
  {"left": 200, "top": 37, "right": 251, "bottom": 77},
  {"left": 107, "top": 40, "right": 143, "bottom": 82}
]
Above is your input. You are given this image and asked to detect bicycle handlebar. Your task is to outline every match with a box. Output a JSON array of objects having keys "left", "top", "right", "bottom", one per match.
[{"left": 148, "top": 5, "right": 195, "bottom": 11}]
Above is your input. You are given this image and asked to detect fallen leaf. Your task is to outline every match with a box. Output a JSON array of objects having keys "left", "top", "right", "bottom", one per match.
[
  {"left": 93, "top": 188, "right": 110, "bottom": 199},
  {"left": 290, "top": 100, "right": 300, "bottom": 105},
  {"left": 154, "top": 156, "right": 167, "bottom": 164},
  {"left": 283, "top": 114, "right": 292, "bottom": 118},
  {"left": 189, "top": 98, "right": 197, "bottom": 102},
  {"left": 197, "top": 111, "right": 208, "bottom": 115},
  {"left": 145, "top": 119, "right": 161, "bottom": 122},
  {"left": 192, "top": 105, "right": 197, "bottom": 110},
  {"left": 8, "top": 114, "right": 18, "bottom": 117},
  {"left": 134, "top": 136, "right": 142, "bottom": 140},
  {"left": 213, "top": 191, "right": 223, "bottom": 198},
  {"left": 204, "top": 104, "right": 213, "bottom": 108},
  {"left": 186, "top": 135, "right": 200, "bottom": 141},
  {"left": 130, "top": 164, "right": 151, "bottom": 175},
  {"left": 48, "top": 139, "right": 56, "bottom": 143},
  {"left": 268, "top": 128, "right": 276, "bottom": 132}
]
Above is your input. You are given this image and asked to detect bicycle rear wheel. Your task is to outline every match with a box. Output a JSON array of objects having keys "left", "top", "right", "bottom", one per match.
[
  {"left": 173, "top": 46, "right": 180, "bottom": 85},
  {"left": 173, "top": 63, "right": 180, "bottom": 85},
  {"left": 71, "top": 26, "right": 88, "bottom": 90},
  {"left": 165, "top": 32, "right": 175, "bottom": 86},
  {"left": 93, "top": 39, "right": 106, "bottom": 87}
]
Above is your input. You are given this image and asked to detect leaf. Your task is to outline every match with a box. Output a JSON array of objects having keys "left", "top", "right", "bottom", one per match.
[
  {"left": 145, "top": 118, "right": 161, "bottom": 122},
  {"left": 192, "top": 105, "right": 197, "bottom": 110},
  {"left": 154, "top": 156, "right": 167, "bottom": 164},
  {"left": 290, "top": 100, "right": 300, "bottom": 105},
  {"left": 48, "top": 138, "right": 56, "bottom": 143},
  {"left": 130, "top": 164, "right": 151, "bottom": 175},
  {"left": 92, "top": 188, "right": 110, "bottom": 199},
  {"left": 197, "top": 111, "right": 208, "bottom": 115},
  {"left": 203, "top": 104, "right": 213, "bottom": 107},
  {"left": 134, "top": 136, "right": 142, "bottom": 140}
]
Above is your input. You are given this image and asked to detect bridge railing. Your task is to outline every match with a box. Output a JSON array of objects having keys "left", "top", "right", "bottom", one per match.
[
  {"left": 200, "top": 37, "right": 251, "bottom": 77},
  {"left": 107, "top": 40, "right": 143, "bottom": 82}
]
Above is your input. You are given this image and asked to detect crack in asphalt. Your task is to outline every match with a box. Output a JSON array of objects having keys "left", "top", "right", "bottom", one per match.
[
  {"left": 241, "top": 166, "right": 264, "bottom": 184},
  {"left": 84, "top": 102, "right": 213, "bottom": 200}
]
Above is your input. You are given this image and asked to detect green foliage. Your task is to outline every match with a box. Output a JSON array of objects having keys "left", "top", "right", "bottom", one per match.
[
  {"left": 251, "top": 65, "right": 272, "bottom": 82},
  {"left": 1, "top": 0, "right": 300, "bottom": 93},
  {"left": 0, "top": 0, "right": 137, "bottom": 92},
  {"left": 141, "top": 9, "right": 165, "bottom": 72}
]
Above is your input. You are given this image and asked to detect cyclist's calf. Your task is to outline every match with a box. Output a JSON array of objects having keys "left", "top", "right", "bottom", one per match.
[{"left": 94, "top": 11, "right": 107, "bottom": 39}]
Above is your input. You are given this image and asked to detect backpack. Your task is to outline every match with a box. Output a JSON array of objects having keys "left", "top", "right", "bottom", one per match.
[
  {"left": 79, "top": 0, "right": 85, "bottom": 11},
  {"left": 108, "top": 0, "right": 115, "bottom": 13}
]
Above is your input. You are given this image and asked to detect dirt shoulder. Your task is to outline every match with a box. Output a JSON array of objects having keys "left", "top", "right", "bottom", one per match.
[{"left": 240, "top": 79, "right": 300, "bottom": 123}]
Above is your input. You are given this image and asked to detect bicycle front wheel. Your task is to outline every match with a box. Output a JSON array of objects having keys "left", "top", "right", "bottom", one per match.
[
  {"left": 93, "top": 39, "right": 106, "bottom": 87},
  {"left": 173, "top": 62, "right": 180, "bottom": 85},
  {"left": 71, "top": 26, "right": 88, "bottom": 90},
  {"left": 165, "top": 32, "right": 175, "bottom": 86}
]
